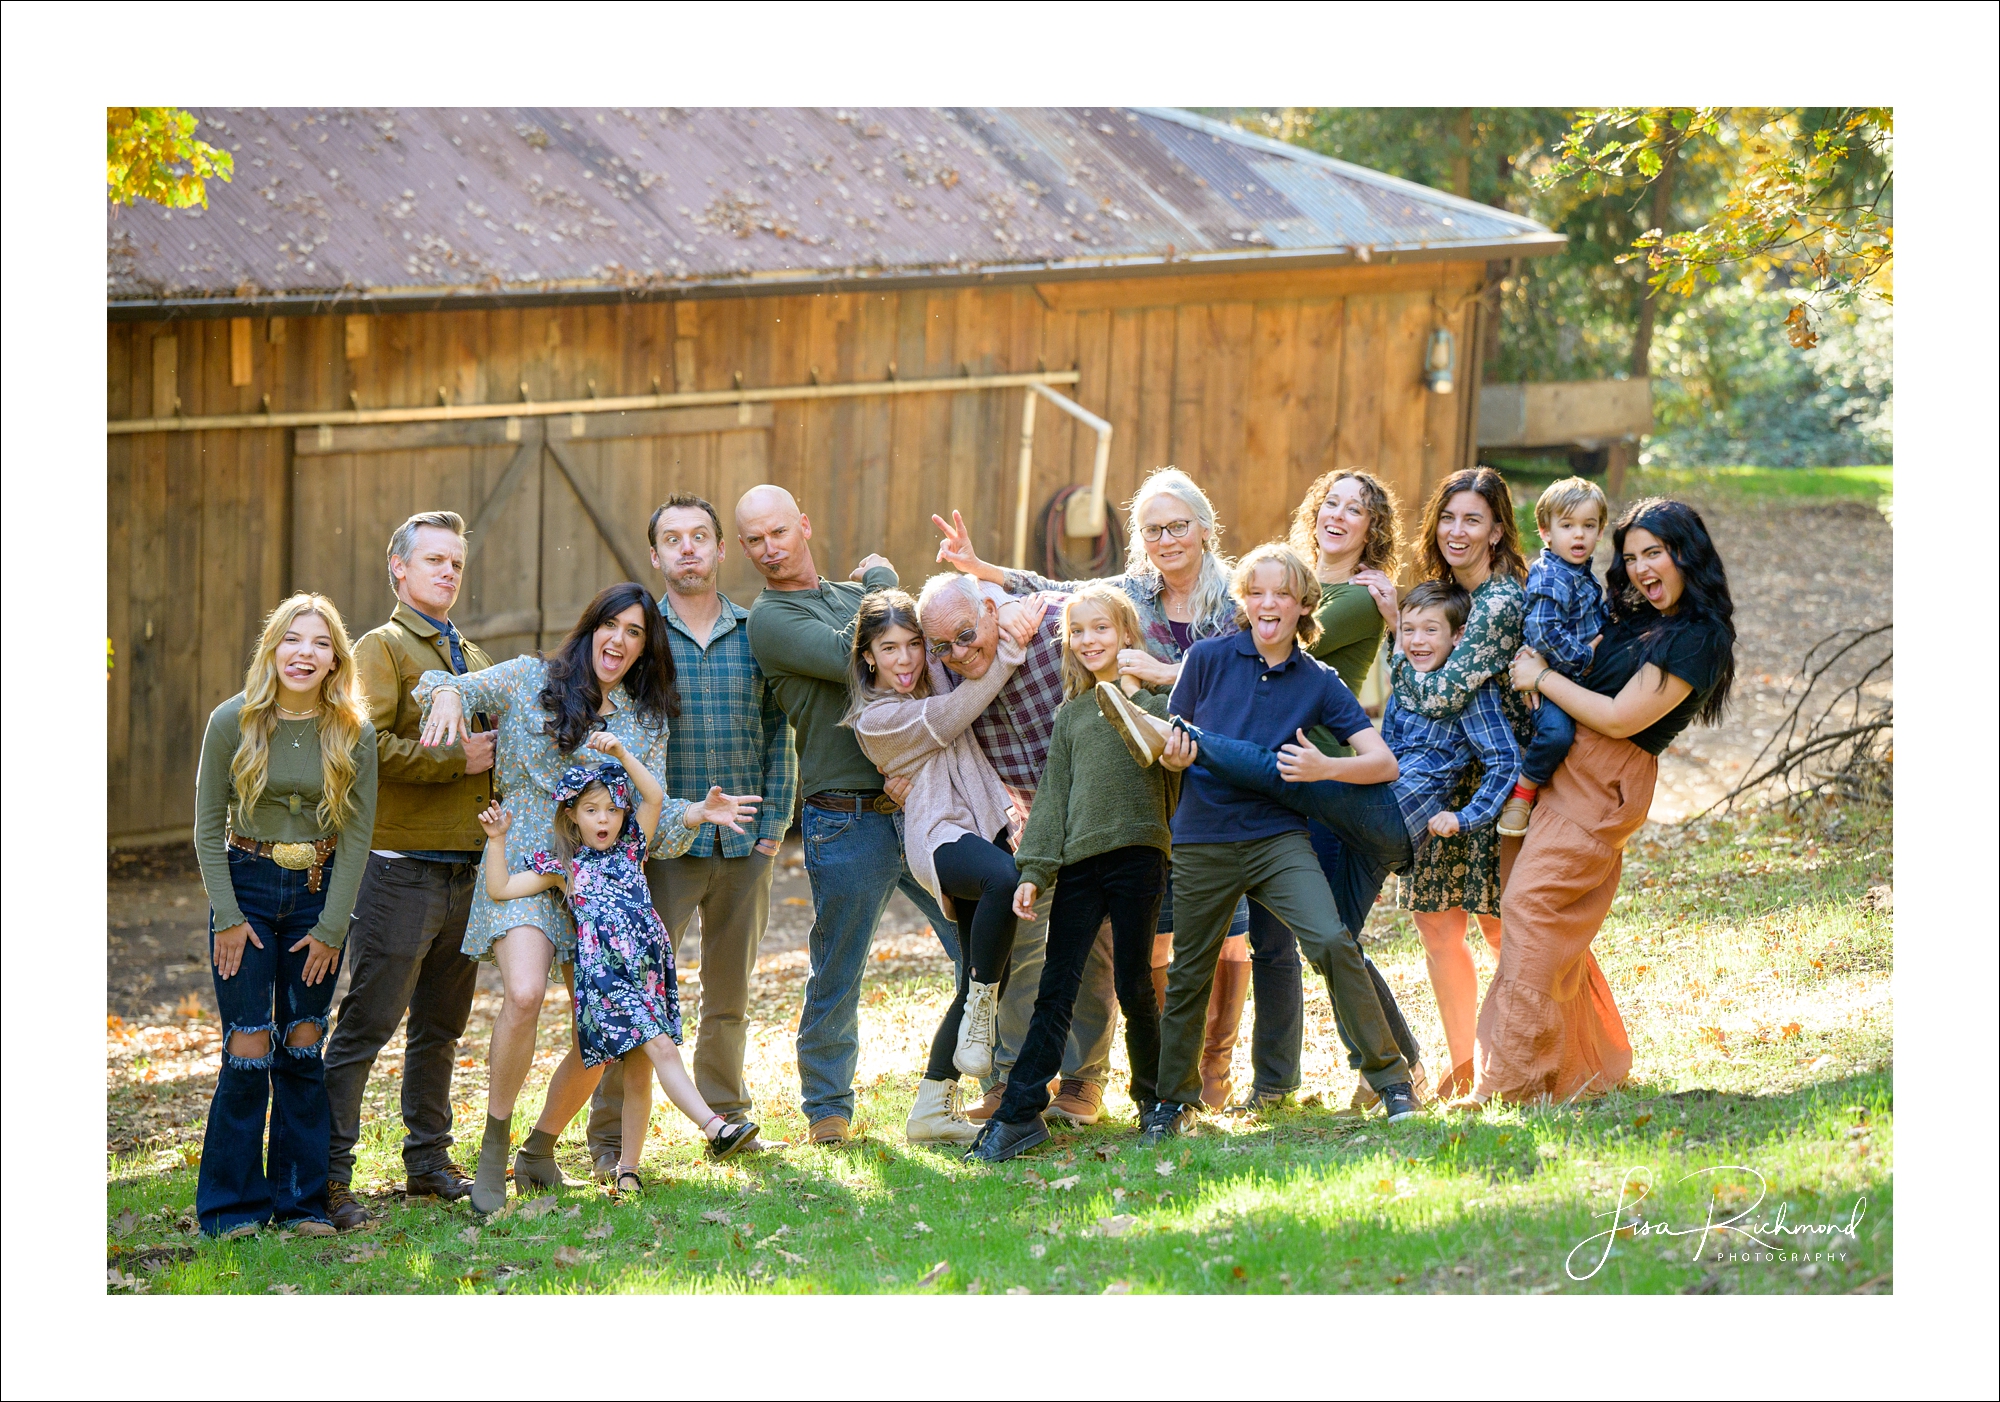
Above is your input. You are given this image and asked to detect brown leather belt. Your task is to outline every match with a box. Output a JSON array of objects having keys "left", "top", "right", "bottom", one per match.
[
  {"left": 804, "top": 790, "right": 901, "bottom": 816},
  {"left": 228, "top": 832, "right": 339, "bottom": 892}
]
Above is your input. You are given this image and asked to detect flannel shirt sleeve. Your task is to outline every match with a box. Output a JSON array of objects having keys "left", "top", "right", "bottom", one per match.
[
  {"left": 1523, "top": 574, "right": 1596, "bottom": 675},
  {"left": 1454, "top": 684, "right": 1522, "bottom": 833},
  {"left": 754, "top": 663, "right": 797, "bottom": 846}
]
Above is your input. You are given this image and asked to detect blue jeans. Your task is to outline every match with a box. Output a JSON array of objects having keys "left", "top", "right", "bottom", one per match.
[
  {"left": 798, "top": 802, "right": 955, "bottom": 1124},
  {"left": 198, "top": 848, "right": 345, "bottom": 1235},
  {"left": 1520, "top": 697, "right": 1577, "bottom": 787}
]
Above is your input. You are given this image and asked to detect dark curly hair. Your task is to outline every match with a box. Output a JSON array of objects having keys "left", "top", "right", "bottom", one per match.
[
  {"left": 1417, "top": 466, "right": 1529, "bottom": 584},
  {"left": 1605, "top": 497, "right": 1737, "bottom": 726},
  {"left": 539, "top": 582, "right": 680, "bottom": 754}
]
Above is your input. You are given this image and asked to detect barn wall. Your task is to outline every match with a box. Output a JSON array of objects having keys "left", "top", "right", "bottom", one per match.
[{"left": 106, "top": 258, "right": 1483, "bottom": 839}]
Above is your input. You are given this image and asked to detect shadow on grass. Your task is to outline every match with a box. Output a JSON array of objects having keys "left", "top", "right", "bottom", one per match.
[{"left": 108, "top": 1068, "right": 1890, "bottom": 1297}]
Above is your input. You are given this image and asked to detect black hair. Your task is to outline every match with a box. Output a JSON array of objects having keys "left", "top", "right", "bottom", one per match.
[
  {"left": 1399, "top": 578, "right": 1471, "bottom": 632},
  {"left": 539, "top": 582, "right": 680, "bottom": 754},
  {"left": 647, "top": 493, "right": 723, "bottom": 549},
  {"left": 1605, "top": 497, "right": 1737, "bottom": 725}
]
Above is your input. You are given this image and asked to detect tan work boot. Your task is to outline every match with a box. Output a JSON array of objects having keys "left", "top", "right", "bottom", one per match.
[
  {"left": 963, "top": 1083, "right": 1006, "bottom": 1122},
  {"left": 954, "top": 980, "right": 1001, "bottom": 1078},
  {"left": 905, "top": 1078, "right": 982, "bottom": 1144},
  {"left": 1046, "top": 1078, "right": 1104, "bottom": 1125},
  {"left": 806, "top": 1115, "right": 850, "bottom": 1145},
  {"left": 1198, "top": 960, "right": 1251, "bottom": 1110}
]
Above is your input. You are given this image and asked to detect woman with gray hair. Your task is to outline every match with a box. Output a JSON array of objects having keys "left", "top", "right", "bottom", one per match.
[{"left": 932, "top": 467, "right": 1263, "bottom": 1110}]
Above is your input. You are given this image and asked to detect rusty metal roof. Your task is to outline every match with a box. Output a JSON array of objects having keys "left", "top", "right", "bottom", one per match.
[{"left": 108, "top": 106, "right": 1560, "bottom": 316}]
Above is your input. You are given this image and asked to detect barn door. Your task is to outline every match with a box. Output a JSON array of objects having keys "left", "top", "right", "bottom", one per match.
[{"left": 290, "top": 404, "right": 773, "bottom": 661}]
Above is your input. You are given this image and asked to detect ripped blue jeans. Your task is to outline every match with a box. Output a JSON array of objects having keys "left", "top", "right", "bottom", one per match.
[{"left": 197, "top": 846, "right": 344, "bottom": 1235}]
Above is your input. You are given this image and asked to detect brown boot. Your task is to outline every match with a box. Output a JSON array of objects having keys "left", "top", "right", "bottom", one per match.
[{"left": 1198, "top": 961, "right": 1251, "bottom": 1110}]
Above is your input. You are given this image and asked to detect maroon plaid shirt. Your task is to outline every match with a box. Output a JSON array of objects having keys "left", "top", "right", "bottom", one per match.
[{"left": 935, "top": 588, "right": 1069, "bottom": 810}]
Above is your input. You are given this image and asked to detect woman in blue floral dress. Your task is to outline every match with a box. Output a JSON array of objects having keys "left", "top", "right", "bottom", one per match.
[
  {"left": 417, "top": 583, "right": 717, "bottom": 1213},
  {"left": 480, "top": 732, "right": 760, "bottom": 1195}
]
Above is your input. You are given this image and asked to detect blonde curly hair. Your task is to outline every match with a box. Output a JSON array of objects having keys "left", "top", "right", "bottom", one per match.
[{"left": 230, "top": 594, "right": 371, "bottom": 831}]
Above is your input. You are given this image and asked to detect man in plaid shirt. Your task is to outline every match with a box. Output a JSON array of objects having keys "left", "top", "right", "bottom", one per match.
[
  {"left": 916, "top": 572, "right": 1121, "bottom": 1124},
  {"left": 586, "top": 494, "right": 797, "bottom": 1171}
]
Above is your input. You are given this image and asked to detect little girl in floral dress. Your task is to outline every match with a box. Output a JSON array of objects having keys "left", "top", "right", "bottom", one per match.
[{"left": 478, "top": 731, "right": 762, "bottom": 1191}]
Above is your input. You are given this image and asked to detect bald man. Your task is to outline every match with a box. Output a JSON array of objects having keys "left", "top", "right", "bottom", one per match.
[{"left": 737, "top": 486, "right": 954, "bottom": 1144}]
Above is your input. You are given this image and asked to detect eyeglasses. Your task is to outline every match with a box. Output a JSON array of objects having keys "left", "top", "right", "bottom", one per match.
[
  {"left": 927, "top": 626, "right": 981, "bottom": 659},
  {"left": 1140, "top": 519, "right": 1195, "bottom": 543}
]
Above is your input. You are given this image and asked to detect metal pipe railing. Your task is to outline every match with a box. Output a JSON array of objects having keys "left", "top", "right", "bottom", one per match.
[{"left": 1009, "top": 382, "right": 1115, "bottom": 568}]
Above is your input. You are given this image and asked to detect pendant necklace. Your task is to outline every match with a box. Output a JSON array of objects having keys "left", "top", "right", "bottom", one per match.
[{"left": 277, "top": 703, "right": 318, "bottom": 747}]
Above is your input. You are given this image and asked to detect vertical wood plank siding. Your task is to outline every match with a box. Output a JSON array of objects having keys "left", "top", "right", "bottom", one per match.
[{"left": 106, "top": 262, "right": 1482, "bottom": 837}]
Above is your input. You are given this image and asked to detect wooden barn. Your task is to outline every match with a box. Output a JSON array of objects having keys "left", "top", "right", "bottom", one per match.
[{"left": 106, "top": 106, "right": 1561, "bottom": 844}]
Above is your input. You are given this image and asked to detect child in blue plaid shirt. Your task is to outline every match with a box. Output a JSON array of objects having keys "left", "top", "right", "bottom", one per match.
[{"left": 1498, "top": 478, "right": 1608, "bottom": 837}]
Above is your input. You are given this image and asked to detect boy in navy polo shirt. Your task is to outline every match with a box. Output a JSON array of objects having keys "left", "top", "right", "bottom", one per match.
[{"left": 1095, "top": 543, "right": 1423, "bottom": 1138}]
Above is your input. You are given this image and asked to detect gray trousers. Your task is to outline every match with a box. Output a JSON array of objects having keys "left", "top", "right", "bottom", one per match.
[
  {"left": 587, "top": 848, "right": 777, "bottom": 1164},
  {"left": 989, "top": 886, "right": 1117, "bottom": 1092},
  {"left": 324, "top": 855, "right": 480, "bottom": 1183}
]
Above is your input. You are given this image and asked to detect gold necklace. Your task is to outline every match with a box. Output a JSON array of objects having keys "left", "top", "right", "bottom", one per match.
[{"left": 276, "top": 704, "right": 320, "bottom": 720}]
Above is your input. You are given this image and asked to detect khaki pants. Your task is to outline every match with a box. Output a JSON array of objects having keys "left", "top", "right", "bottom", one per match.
[
  {"left": 587, "top": 849, "right": 777, "bottom": 1162},
  {"left": 1159, "top": 832, "right": 1411, "bottom": 1107}
]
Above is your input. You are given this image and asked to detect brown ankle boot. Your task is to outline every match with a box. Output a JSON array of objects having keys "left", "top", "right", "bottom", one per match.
[{"left": 1198, "top": 961, "right": 1251, "bottom": 1110}]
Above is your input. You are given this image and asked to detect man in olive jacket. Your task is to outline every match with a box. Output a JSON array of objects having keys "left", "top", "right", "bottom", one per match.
[{"left": 323, "top": 511, "right": 496, "bottom": 1228}]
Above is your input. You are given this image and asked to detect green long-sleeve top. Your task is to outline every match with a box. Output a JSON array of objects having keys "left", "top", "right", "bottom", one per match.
[
  {"left": 194, "top": 692, "right": 378, "bottom": 947},
  {"left": 746, "top": 563, "right": 899, "bottom": 800},
  {"left": 1305, "top": 580, "right": 1387, "bottom": 757},
  {"left": 1012, "top": 687, "right": 1175, "bottom": 893}
]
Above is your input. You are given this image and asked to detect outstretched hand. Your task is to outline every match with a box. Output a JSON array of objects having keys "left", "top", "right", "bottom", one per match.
[
  {"left": 477, "top": 803, "right": 511, "bottom": 840},
  {"left": 932, "top": 510, "right": 987, "bottom": 575},
  {"left": 691, "top": 786, "right": 761, "bottom": 833}
]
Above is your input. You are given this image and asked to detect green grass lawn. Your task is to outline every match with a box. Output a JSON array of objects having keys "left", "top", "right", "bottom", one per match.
[{"left": 106, "top": 803, "right": 1891, "bottom": 1296}]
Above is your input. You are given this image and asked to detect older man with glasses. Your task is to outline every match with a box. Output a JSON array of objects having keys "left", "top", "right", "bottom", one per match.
[{"left": 911, "top": 571, "right": 1124, "bottom": 1127}]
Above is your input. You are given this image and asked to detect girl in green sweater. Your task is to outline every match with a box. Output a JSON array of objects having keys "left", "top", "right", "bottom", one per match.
[{"left": 966, "top": 585, "right": 1175, "bottom": 1162}]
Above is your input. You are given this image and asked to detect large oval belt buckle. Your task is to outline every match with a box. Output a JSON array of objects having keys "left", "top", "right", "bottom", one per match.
[{"left": 269, "top": 841, "right": 317, "bottom": 871}]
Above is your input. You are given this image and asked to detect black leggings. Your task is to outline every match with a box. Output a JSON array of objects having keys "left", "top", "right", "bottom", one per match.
[
  {"left": 926, "top": 832, "right": 1020, "bottom": 1082},
  {"left": 998, "top": 845, "right": 1166, "bottom": 1124}
]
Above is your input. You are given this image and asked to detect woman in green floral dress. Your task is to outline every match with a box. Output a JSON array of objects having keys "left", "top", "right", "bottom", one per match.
[{"left": 1370, "top": 468, "right": 1534, "bottom": 1100}]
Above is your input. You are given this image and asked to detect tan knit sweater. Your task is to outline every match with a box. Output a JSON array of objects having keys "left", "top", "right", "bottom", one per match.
[{"left": 848, "top": 635, "right": 1026, "bottom": 913}]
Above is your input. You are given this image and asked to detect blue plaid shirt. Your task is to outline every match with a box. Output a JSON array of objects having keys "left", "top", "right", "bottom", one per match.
[
  {"left": 658, "top": 592, "right": 797, "bottom": 858},
  {"left": 1523, "top": 550, "right": 1606, "bottom": 678},
  {"left": 1380, "top": 681, "right": 1520, "bottom": 845}
]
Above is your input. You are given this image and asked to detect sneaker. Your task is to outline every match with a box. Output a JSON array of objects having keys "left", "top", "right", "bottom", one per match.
[
  {"left": 1226, "top": 1088, "right": 1295, "bottom": 1116},
  {"left": 963, "top": 1084, "right": 1006, "bottom": 1122},
  {"left": 953, "top": 980, "right": 1000, "bottom": 1078},
  {"left": 906, "top": 1078, "right": 982, "bottom": 1145},
  {"left": 1094, "top": 681, "right": 1167, "bottom": 767},
  {"left": 1046, "top": 1078, "right": 1104, "bottom": 1125},
  {"left": 966, "top": 1115, "right": 1050, "bottom": 1163},
  {"left": 1137, "top": 1101, "right": 1198, "bottom": 1145},
  {"left": 1497, "top": 794, "right": 1534, "bottom": 838},
  {"left": 1376, "top": 1082, "right": 1422, "bottom": 1124},
  {"left": 326, "top": 1180, "right": 372, "bottom": 1233}
]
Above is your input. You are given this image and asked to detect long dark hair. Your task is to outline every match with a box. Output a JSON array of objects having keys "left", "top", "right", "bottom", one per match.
[
  {"left": 1605, "top": 497, "right": 1737, "bottom": 725},
  {"left": 1417, "top": 466, "right": 1529, "bottom": 584},
  {"left": 843, "top": 588, "right": 928, "bottom": 724},
  {"left": 539, "top": 582, "right": 680, "bottom": 754}
]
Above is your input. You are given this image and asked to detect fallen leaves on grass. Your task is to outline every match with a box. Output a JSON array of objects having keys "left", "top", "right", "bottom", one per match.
[
  {"left": 342, "top": 1244, "right": 387, "bottom": 1263},
  {"left": 701, "top": 1210, "right": 731, "bottom": 1225},
  {"left": 584, "top": 1224, "right": 614, "bottom": 1240},
  {"left": 1092, "top": 1214, "right": 1138, "bottom": 1238},
  {"left": 1050, "top": 1175, "right": 1079, "bottom": 1192},
  {"left": 458, "top": 1227, "right": 480, "bottom": 1246},
  {"left": 552, "top": 1245, "right": 584, "bottom": 1268},
  {"left": 1091, "top": 1144, "right": 1120, "bottom": 1162},
  {"left": 916, "top": 1260, "right": 949, "bottom": 1287},
  {"left": 267, "top": 1283, "right": 299, "bottom": 1295},
  {"left": 1102, "top": 1280, "right": 1131, "bottom": 1294},
  {"left": 1154, "top": 1161, "right": 1176, "bottom": 1178}
]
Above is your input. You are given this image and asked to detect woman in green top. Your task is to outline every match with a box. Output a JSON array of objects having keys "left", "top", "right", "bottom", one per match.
[
  {"left": 1376, "top": 467, "right": 1534, "bottom": 1100},
  {"left": 192, "top": 593, "right": 378, "bottom": 1237}
]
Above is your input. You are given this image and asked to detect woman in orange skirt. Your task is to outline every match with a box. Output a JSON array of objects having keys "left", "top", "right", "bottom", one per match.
[{"left": 1459, "top": 499, "right": 1737, "bottom": 1106}]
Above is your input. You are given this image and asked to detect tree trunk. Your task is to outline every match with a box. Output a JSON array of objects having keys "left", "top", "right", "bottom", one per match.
[
  {"left": 1451, "top": 110, "right": 1473, "bottom": 198},
  {"left": 1629, "top": 142, "right": 1681, "bottom": 379}
]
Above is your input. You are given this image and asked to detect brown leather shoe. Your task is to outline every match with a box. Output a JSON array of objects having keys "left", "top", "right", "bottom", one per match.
[
  {"left": 1046, "top": 1078, "right": 1104, "bottom": 1125},
  {"left": 405, "top": 1163, "right": 475, "bottom": 1203},
  {"left": 1496, "top": 794, "right": 1534, "bottom": 838},
  {"left": 807, "top": 1115, "right": 850, "bottom": 1145},
  {"left": 1198, "top": 960, "right": 1251, "bottom": 1109},
  {"left": 963, "top": 1084, "right": 1006, "bottom": 1122},
  {"left": 326, "top": 1180, "right": 373, "bottom": 1232}
]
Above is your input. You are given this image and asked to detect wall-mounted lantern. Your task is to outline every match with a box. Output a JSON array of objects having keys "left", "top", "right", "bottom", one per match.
[{"left": 1424, "top": 326, "right": 1456, "bottom": 394}]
